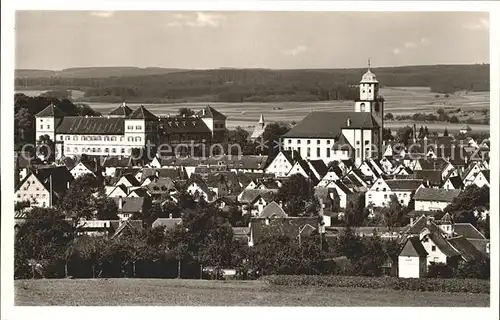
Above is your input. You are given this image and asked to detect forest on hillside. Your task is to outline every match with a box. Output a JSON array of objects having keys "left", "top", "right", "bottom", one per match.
[{"left": 15, "top": 64, "right": 489, "bottom": 103}]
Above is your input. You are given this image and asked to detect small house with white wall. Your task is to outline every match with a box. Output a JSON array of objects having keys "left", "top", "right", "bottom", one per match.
[
  {"left": 398, "top": 236, "right": 428, "bottom": 278},
  {"left": 413, "top": 188, "right": 461, "bottom": 212}
]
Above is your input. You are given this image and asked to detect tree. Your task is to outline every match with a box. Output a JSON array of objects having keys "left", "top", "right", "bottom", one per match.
[
  {"left": 443, "top": 128, "right": 449, "bottom": 137},
  {"left": 382, "top": 128, "right": 393, "bottom": 141},
  {"left": 384, "top": 113, "right": 394, "bottom": 121},
  {"left": 396, "top": 126, "right": 412, "bottom": 145},
  {"left": 36, "top": 134, "right": 55, "bottom": 162},
  {"left": 437, "top": 108, "right": 446, "bottom": 115},
  {"left": 276, "top": 174, "right": 318, "bottom": 216},
  {"left": 418, "top": 126, "right": 425, "bottom": 139},
  {"left": 445, "top": 185, "right": 489, "bottom": 226},
  {"left": 424, "top": 126, "right": 429, "bottom": 137},
  {"left": 95, "top": 197, "right": 119, "bottom": 220},
  {"left": 454, "top": 258, "right": 490, "bottom": 279},
  {"left": 178, "top": 107, "right": 194, "bottom": 117},
  {"left": 260, "top": 122, "right": 290, "bottom": 157},
  {"left": 381, "top": 194, "right": 403, "bottom": 231}
]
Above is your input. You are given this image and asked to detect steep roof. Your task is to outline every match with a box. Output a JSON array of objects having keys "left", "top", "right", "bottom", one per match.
[
  {"left": 454, "top": 223, "right": 486, "bottom": 239},
  {"left": 152, "top": 217, "right": 182, "bottom": 230},
  {"left": 259, "top": 201, "right": 288, "bottom": 218},
  {"left": 400, "top": 237, "right": 428, "bottom": 257},
  {"left": 195, "top": 105, "right": 227, "bottom": 120},
  {"left": 16, "top": 166, "right": 74, "bottom": 199},
  {"left": 111, "top": 220, "right": 143, "bottom": 240},
  {"left": 128, "top": 106, "right": 157, "bottom": 120},
  {"left": 445, "top": 175, "right": 464, "bottom": 189},
  {"left": 239, "top": 188, "right": 278, "bottom": 203},
  {"left": 447, "top": 236, "right": 487, "bottom": 261},
  {"left": 283, "top": 112, "right": 379, "bottom": 138},
  {"left": 308, "top": 159, "right": 328, "bottom": 178},
  {"left": 56, "top": 117, "right": 124, "bottom": 134},
  {"left": 413, "top": 188, "right": 461, "bottom": 202},
  {"left": 109, "top": 103, "right": 133, "bottom": 117},
  {"left": 157, "top": 117, "right": 211, "bottom": 134},
  {"left": 113, "top": 197, "right": 146, "bottom": 214},
  {"left": 385, "top": 179, "right": 423, "bottom": 191},
  {"left": 35, "top": 103, "right": 66, "bottom": 117},
  {"left": 414, "top": 170, "right": 442, "bottom": 186}
]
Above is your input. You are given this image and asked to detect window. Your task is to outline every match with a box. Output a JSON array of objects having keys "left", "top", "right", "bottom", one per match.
[
  {"left": 17, "top": 194, "right": 20, "bottom": 198},
  {"left": 307, "top": 148, "right": 311, "bottom": 157},
  {"left": 47, "top": 125, "right": 50, "bottom": 129},
  {"left": 307, "top": 140, "right": 311, "bottom": 145},
  {"left": 92, "top": 148, "right": 96, "bottom": 153},
  {"left": 365, "top": 140, "right": 370, "bottom": 145},
  {"left": 356, "top": 148, "right": 360, "bottom": 157},
  {"left": 112, "top": 148, "right": 116, "bottom": 153},
  {"left": 105, "top": 148, "right": 109, "bottom": 153},
  {"left": 297, "top": 140, "right": 301, "bottom": 144},
  {"left": 365, "top": 148, "right": 370, "bottom": 156},
  {"left": 135, "top": 137, "right": 141, "bottom": 142},
  {"left": 104, "top": 136, "right": 109, "bottom": 141},
  {"left": 128, "top": 137, "right": 133, "bottom": 142},
  {"left": 121, "top": 148, "right": 125, "bottom": 153},
  {"left": 327, "top": 148, "right": 331, "bottom": 158},
  {"left": 384, "top": 194, "right": 387, "bottom": 199},
  {"left": 136, "top": 126, "right": 141, "bottom": 130},
  {"left": 317, "top": 140, "right": 320, "bottom": 144},
  {"left": 383, "top": 188, "right": 386, "bottom": 191},
  {"left": 368, "top": 194, "right": 372, "bottom": 199},
  {"left": 431, "top": 246, "right": 436, "bottom": 252},
  {"left": 42, "top": 202, "right": 46, "bottom": 207},
  {"left": 356, "top": 141, "right": 360, "bottom": 145},
  {"left": 73, "top": 147, "right": 78, "bottom": 152},
  {"left": 40, "top": 125, "right": 43, "bottom": 129},
  {"left": 111, "top": 137, "right": 117, "bottom": 141},
  {"left": 66, "top": 147, "right": 70, "bottom": 151},
  {"left": 297, "top": 147, "right": 301, "bottom": 154},
  {"left": 288, "top": 139, "right": 291, "bottom": 144},
  {"left": 65, "top": 136, "right": 70, "bottom": 140},
  {"left": 327, "top": 140, "right": 331, "bottom": 144},
  {"left": 73, "top": 136, "right": 78, "bottom": 141},
  {"left": 59, "top": 136, "right": 63, "bottom": 141},
  {"left": 316, "top": 148, "right": 320, "bottom": 157},
  {"left": 127, "top": 125, "right": 134, "bottom": 130},
  {"left": 400, "top": 200, "right": 404, "bottom": 204}
]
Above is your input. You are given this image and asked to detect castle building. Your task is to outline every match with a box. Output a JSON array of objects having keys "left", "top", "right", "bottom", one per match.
[
  {"left": 35, "top": 103, "right": 226, "bottom": 159},
  {"left": 282, "top": 65, "right": 385, "bottom": 166}
]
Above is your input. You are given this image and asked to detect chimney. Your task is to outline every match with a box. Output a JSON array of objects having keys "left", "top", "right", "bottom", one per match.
[{"left": 118, "top": 196, "right": 123, "bottom": 210}]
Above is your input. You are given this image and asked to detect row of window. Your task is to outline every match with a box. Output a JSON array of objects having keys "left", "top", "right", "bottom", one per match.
[
  {"left": 127, "top": 125, "right": 142, "bottom": 130},
  {"left": 40, "top": 125, "right": 50, "bottom": 130},
  {"left": 17, "top": 193, "right": 47, "bottom": 198},
  {"left": 58, "top": 135, "right": 142, "bottom": 142},
  {"left": 214, "top": 123, "right": 225, "bottom": 129},
  {"left": 289, "top": 139, "right": 331, "bottom": 145},
  {"left": 66, "top": 146, "right": 130, "bottom": 154}
]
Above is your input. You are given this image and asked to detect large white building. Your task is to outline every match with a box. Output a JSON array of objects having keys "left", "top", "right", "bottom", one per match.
[
  {"left": 35, "top": 103, "right": 226, "bottom": 159},
  {"left": 282, "top": 67, "right": 384, "bottom": 166}
]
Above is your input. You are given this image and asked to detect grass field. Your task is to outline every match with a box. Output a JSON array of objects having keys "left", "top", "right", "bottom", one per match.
[
  {"left": 15, "top": 278, "right": 490, "bottom": 307},
  {"left": 73, "top": 87, "right": 489, "bottom": 133}
]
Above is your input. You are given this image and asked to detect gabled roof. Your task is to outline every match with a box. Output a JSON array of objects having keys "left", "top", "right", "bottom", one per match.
[
  {"left": 308, "top": 159, "right": 328, "bottom": 178},
  {"left": 454, "top": 223, "right": 486, "bottom": 239},
  {"left": 447, "top": 236, "right": 487, "bottom": 261},
  {"left": 239, "top": 188, "right": 278, "bottom": 203},
  {"left": 111, "top": 220, "right": 143, "bottom": 240},
  {"left": 128, "top": 106, "right": 157, "bottom": 120},
  {"left": 195, "top": 105, "right": 227, "bottom": 120},
  {"left": 445, "top": 175, "right": 463, "bottom": 189},
  {"left": 152, "top": 217, "right": 182, "bottom": 230},
  {"left": 478, "top": 170, "right": 490, "bottom": 183},
  {"left": 400, "top": 237, "right": 428, "bottom": 257},
  {"left": 414, "top": 170, "right": 442, "bottom": 186},
  {"left": 142, "top": 167, "right": 186, "bottom": 180},
  {"left": 109, "top": 103, "right": 133, "bottom": 117},
  {"left": 157, "top": 117, "right": 211, "bottom": 134},
  {"left": 413, "top": 188, "right": 461, "bottom": 202},
  {"left": 283, "top": 112, "right": 379, "bottom": 139},
  {"left": 329, "top": 180, "right": 353, "bottom": 195},
  {"left": 56, "top": 117, "right": 124, "bottom": 134},
  {"left": 259, "top": 201, "right": 288, "bottom": 218},
  {"left": 35, "top": 103, "right": 66, "bottom": 117},
  {"left": 385, "top": 179, "right": 423, "bottom": 191},
  {"left": 117, "top": 174, "right": 140, "bottom": 187},
  {"left": 113, "top": 197, "right": 146, "bottom": 214},
  {"left": 332, "top": 133, "right": 354, "bottom": 151},
  {"left": 249, "top": 216, "right": 319, "bottom": 245},
  {"left": 129, "top": 188, "right": 149, "bottom": 198},
  {"left": 102, "top": 156, "right": 134, "bottom": 168}
]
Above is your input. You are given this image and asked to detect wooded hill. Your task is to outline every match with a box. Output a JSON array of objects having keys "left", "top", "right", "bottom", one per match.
[{"left": 15, "top": 64, "right": 489, "bottom": 103}]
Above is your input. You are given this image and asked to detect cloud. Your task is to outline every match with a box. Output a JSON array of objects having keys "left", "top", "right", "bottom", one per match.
[
  {"left": 90, "top": 11, "right": 114, "bottom": 18},
  {"left": 420, "top": 37, "right": 430, "bottom": 46},
  {"left": 404, "top": 41, "right": 416, "bottom": 48},
  {"left": 282, "top": 45, "right": 308, "bottom": 56},
  {"left": 392, "top": 48, "right": 401, "bottom": 55},
  {"left": 462, "top": 18, "right": 489, "bottom": 30},
  {"left": 168, "top": 12, "right": 226, "bottom": 28}
]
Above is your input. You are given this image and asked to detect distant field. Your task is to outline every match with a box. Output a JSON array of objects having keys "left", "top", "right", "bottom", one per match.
[
  {"left": 15, "top": 278, "right": 489, "bottom": 306},
  {"left": 73, "top": 87, "right": 489, "bottom": 133}
]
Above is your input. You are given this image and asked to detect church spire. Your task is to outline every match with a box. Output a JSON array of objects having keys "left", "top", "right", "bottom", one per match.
[{"left": 368, "top": 58, "right": 371, "bottom": 70}]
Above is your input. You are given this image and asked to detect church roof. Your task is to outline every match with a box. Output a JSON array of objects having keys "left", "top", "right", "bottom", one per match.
[
  {"left": 128, "top": 106, "right": 157, "bottom": 120},
  {"left": 109, "top": 103, "right": 133, "bottom": 117},
  {"left": 36, "top": 103, "right": 66, "bottom": 117},
  {"left": 283, "top": 112, "right": 379, "bottom": 139},
  {"left": 361, "top": 69, "right": 379, "bottom": 83},
  {"left": 56, "top": 117, "right": 124, "bottom": 134}
]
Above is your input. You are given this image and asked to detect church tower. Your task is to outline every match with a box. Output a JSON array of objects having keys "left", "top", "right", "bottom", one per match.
[{"left": 354, "top": 59, "right": 385, "bottom": 158}]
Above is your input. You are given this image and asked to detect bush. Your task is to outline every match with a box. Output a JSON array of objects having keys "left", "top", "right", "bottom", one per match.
[
  {"left": 262, "top": 275, "right": 490, "bottom": 294},
  {"left": 384, "top": 113, "right": 394, "bottom": 121}
]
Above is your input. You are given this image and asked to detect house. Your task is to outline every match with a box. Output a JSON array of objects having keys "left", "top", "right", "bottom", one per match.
[
  {"left": 413, "top": 170, "right": 442, "bottom": 188},
  {"left": 459, "top": 124, "right": 471, "bottom": 135},
  {"left": 285, "top": 159, "right": 320, "bottom": 184},
  {"left": 151, "top": 216, "right": 182, "bottom": 231},
  {"left": 15, "top": 166, "right": 74, "bottom": 208},
  {"left": 264, "top": 150, "right": 299, "bottom": 177},
  {"left": 366, "top": 177, "right": 423, "bottom": 207},
  {"left": 237, "top": 188, "right": 278, "bottom": 216},
  {"left": 101, "top": 156, "right": 135, "bottom": 177},
  {"left": 186, "top": 179, "right": 216, "bottom": 202},
  {"left": 128, "top": 188, "right": 150, "bottom": 198},
  {"left": 112, "top": 196, "right": 150, "bottom": 221},
  {"left": 462, "top": 161, "right": 483, "bottom": 186},
  {"left": 317, "top": 165, "right": 343, "bottom": 187},
  {"left": 468, "top": 170, "right": 490, "bottom": 188},
  {"left": 307, "top": 159, "right": 329, "bottom": 181},
  {"left": 413, "top": 188, "right": 461, "bottom": 211},
  {"left": 442, "top": 175, "right": 464, "bottom": 190},
  {"left": 111, "top": 219, "right": 144, "bottom": 240},
  {"left": 75, "top": 219, "right": 119, "bottom": 237},
  {"left": 68, "top": 159, "right": 98, "bottom": 179},
  {"left": 107, "top": 184, "right": 129, "bottom": 198},
  {"left": 114, "top": 174, "right": 141, "bottom": 193},
  {"left": 323, "top": 180, "right": 356, "bottom": 209},
  {"left": 258, "top": 201, "right": 288, "bottom": 218},
  {"left": 248, "top": 216, "right": 320, "bottom": 246},
  {"left": 398, "top": 236, "right": 428, "bottom": 278}
]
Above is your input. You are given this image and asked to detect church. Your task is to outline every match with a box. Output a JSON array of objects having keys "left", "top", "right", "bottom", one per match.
[{"left": 282, "top": 65, "right": 385, "bottom": 166}]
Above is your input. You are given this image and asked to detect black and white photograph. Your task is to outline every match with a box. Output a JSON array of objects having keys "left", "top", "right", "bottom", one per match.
[{"left": 1, "top": 2, "right": 499, "bottom": 317}]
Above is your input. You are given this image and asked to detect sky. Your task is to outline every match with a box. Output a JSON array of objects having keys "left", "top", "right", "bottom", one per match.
[{"left": 15, "top": 11, "right": 490, "bottom": 70}]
